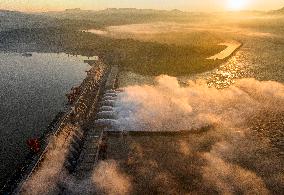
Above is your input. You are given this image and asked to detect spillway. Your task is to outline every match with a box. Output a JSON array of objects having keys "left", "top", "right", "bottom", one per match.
[{"left": 3, "top": 61, "right": 120, "bottom": 194}]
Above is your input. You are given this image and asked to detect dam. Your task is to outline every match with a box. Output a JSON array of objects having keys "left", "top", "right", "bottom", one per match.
[
  {"left": 1, "top": 52, "right": 283, "bottom": 194},
  {"left": 3, "top": 58, "right": 200, "bottom": 194},
  {"left": 1, "top": 59, "right": 120, "bottom": 194}
]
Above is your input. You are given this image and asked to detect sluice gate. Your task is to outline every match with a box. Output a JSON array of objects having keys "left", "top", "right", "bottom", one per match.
[{"left": 5, "top": 61, "right": 119, "bottom": 194}]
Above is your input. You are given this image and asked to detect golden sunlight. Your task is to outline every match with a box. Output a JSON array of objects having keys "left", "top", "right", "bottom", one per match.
[{"left": 227, "top": 0, "right": 248, "bottom": 11}]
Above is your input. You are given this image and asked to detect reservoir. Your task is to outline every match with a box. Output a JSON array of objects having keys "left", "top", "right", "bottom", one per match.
[{"left": 0, "top": 52, "right": 90, "bottom": 185}]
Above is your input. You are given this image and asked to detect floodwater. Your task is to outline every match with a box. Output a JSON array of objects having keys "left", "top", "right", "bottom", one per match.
[{"left": 0, "top": 53, "right": 90, "bottom": 186}]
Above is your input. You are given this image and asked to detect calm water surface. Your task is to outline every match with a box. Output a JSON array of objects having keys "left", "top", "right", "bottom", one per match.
[{"left": 0, "top": 52, "right": 90, "bottom": 185}]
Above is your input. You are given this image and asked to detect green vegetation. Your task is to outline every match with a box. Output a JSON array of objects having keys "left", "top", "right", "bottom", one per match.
[
  {"left": 0, "top": 28, "right": 225, "bottom": 76},
  {"left": 2, "top": 8, "right": 284, "bottom": 76}
]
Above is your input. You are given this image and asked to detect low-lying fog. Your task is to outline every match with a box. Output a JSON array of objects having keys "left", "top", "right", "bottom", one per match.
[{"left": 86, "top": 13, "right": 284, "bottom": 41}]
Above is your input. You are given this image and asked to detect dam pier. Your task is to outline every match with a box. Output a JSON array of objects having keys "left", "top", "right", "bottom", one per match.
[
  {"left": 6, "top": 60, "right": 213, "bottom": 194},
  {"left": 2, "top": 58, "right": 119, "bottom": 194}
]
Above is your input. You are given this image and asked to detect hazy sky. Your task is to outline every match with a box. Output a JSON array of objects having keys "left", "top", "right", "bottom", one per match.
[{"left": 1, "top": 0, "right": 283, "bottom": 12}]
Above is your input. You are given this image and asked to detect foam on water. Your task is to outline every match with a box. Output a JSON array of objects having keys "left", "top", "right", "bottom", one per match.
[{"left": 108, "top": 75, "right": 283, "bottom": 194}]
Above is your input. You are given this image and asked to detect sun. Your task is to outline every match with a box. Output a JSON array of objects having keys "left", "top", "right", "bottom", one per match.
[{"left": 227, "top": 0, "right": 247, "bottom": 11}]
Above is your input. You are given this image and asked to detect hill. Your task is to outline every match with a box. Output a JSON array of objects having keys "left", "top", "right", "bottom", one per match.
[
  {"left": 0, "top": 9, "right": 106, "bottom": 31},
  {"left": 270, "top": 7, "right": 284, "bottom": 14},
  {"left": 0, "top": 10, "right": 57, "bottom": 31},
  {"left": 42, "top": 8, "right": 188, "bottom": 27}
]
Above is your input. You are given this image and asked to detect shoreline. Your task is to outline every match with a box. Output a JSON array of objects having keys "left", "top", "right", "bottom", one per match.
[
  {"left": 206, "top": 40, "right": 242, "bottom": 60},
  {"left": 1, "top": 59, "right": 110, "bottom": 194},
  {"left": 0, "top": 52, "right": 94, "bottom": 189}
]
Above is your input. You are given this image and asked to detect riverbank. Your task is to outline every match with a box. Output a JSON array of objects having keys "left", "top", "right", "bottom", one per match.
[{"left": 207, "top": 40, "right": 242, "bottom": 60}]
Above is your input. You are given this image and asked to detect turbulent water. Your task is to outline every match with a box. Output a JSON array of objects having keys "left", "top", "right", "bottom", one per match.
[
  {"left": 115, "top": 34, "right": 284, "bottom": 133},
  {"left": 108, "top": 34, "right": 284, "bottom": 194},
  {"left": 0, "top": 53, "right": 90, "bottom": 186},
  {"left": 2, "top": 30, "right": 284, "bottom": 194},
  {"left": 15, "top": 32, "right": 284, "bottom": 194}
]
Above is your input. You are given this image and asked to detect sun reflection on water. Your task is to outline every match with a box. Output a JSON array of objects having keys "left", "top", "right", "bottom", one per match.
[{"left": 206, "top": 51, "right": 251, "bottom": 89}]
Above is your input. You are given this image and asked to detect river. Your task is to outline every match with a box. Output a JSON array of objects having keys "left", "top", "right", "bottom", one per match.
[{"left": 111, "top": 31, "right": 284, "bottom": 194}]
